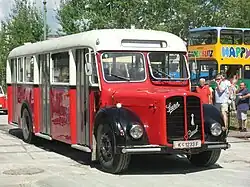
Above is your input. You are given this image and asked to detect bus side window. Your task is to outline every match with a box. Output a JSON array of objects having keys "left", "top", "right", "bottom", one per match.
[
  {"left": 10, "top": 59, "right": 17, "bottom": 83},
  {"left": 17, "top": 58, "right": 23, "bottom": 82},
  {"left": 91, "top": 52, "right": 98, "bottom": 84},
  {"left": 51, "top": 52, "right": 69, "bottom": 83},
  {"left": 24, "top": 56, "right": 34, "bottom": 82},
  {"left": 244, "top": 66, "right": 250, "bottom": 79}
]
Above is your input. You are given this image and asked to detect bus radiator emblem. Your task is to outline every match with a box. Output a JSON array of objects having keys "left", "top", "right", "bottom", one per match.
[
  {"left": 166, "top": 102, "right": 180, "bottom": 114},
  {"left": 188, "top": 113, "right": 198, "bottom": 138}
]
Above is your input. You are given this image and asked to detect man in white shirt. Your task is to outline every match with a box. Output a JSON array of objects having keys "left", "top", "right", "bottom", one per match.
[{"left": 214, "top": 74, "right": 231, "bottom": 130}]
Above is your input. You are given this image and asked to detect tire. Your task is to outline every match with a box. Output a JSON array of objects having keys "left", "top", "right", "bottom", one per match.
[
  {"left": 21, "top": 108, "right": 35, "bottom": 144},
  {"left": 188, "top": 149, "right": 221, "bottom": 167},
  {"left": 96, "top": 123, "right": 131, "bottom": 174}
]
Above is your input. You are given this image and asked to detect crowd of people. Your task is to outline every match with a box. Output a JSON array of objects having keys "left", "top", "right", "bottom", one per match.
[{"left": 195, "top": 73, "right": 250, "bottom": 132}]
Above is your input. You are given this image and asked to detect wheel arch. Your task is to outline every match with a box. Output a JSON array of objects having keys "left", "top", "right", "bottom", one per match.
[
  {"left": 93, "top": 106, "right": 149, "bottom": 145},
  {"left": 203, "top": 104, "right": 227, "bottom": 140}
]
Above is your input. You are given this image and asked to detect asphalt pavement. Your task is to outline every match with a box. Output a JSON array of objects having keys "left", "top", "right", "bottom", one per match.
[{"left": 0, "top": 114, "right": 249, "bottom": 187}]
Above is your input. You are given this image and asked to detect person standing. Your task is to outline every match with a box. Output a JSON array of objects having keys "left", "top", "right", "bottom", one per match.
[
  {"left": 214, "top": 74, "right": 230, "bottom": 130},
  {"left": 236, "top": 82, "right": 250, "bottom": 132},
  {"left": 195, "top": 78, "right": 212, "bottom": 104}
]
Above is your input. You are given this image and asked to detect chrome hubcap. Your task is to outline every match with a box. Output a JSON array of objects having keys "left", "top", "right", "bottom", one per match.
[{"left": 100, "top": 133, "right": 113, "bottom": 162}]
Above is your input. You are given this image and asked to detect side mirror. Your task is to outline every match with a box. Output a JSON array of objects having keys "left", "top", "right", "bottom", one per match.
[
  {"left": 85, "top": 53, "right": 93, "bottom": 76},
  {"left": 85, "top": 63, "right": 92, "bottom": 76}
]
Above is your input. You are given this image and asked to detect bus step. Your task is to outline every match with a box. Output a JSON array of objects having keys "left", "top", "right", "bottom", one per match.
[
  {"left": 71, "top": 144, "right": 91, "bottom": 153},
  {"left": 35, "top": 133, "right": 52, "bottom": 141}
]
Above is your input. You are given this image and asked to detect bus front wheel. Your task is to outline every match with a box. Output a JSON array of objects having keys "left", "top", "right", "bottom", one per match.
[
  {"left": 96, "top": 123, "right": 131, "bottom": 174},
  {"left": 188, "top": 149, "right": 221, "bottom": 167},
  {"left": 21, "top": 108, "right": 35, "bottom": 144}
]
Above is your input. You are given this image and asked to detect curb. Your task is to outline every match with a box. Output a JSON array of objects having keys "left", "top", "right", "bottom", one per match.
[{"left": 227, "top": 130, "right": 250, "bottom": 138}]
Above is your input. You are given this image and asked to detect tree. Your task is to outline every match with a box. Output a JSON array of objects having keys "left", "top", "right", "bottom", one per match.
[
  {"left": 0, "top": 0, "right": 47, "bottom": 88},
  {"left": 57, "top": 0, "right": 250, "bottom": 38},
  {"left": 5, "top": 0, "right": 45, "bottom": 49},
  {"left": 57, "top": 0, "right": 154, "bottom": 34}
]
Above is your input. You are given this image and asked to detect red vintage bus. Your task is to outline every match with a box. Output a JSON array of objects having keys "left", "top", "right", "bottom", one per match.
[{"left": 6, "top": 29, "right": 230, "bottom": 173}]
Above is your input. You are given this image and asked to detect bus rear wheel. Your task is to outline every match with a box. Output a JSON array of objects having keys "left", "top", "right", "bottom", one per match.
[
  {"left": 188, "top": 149, "right": 221, "bottom": 167},
  {"left": 21, "top": 108, "right": 35, "bottom": 144},
  {"left": 96, "top": 123, "right": 131, "bottom": 174}
]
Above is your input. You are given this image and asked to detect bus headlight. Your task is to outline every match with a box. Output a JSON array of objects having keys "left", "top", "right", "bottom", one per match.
[
  {"left": 130, "top": 124, "right": 143, "bottom": 139},
  {"left": 210, "top": 122, "right": 222, "bottom": 136}
]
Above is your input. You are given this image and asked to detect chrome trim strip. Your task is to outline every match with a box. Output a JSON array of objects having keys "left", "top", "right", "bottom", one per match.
[
  {"left": 8, "top": 122, "right": 19, "bottom": 127},
  {"left": 121, "top": 147, "right": 161, "bottom": 153},
  {"left": 35, "top": 133, "right": 52, "bottom": 141},
  {"left": 71, "top": 144, "right": 91, "bottom": 152},
  {"left": 207, "top": 144, "right": 230, "bottom": 149}
]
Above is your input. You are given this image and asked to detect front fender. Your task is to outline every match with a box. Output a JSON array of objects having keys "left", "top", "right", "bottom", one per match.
[
  {"left": 94, "top": 107, "right": 149, "bottom": 146},
  {"left": 203, "top": 104, "right": 227, "bottom": 141}
]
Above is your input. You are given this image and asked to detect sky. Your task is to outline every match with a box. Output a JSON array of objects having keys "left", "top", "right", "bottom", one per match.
[{"left": 0, "top": 0, "right": 61, "bottom": 34}]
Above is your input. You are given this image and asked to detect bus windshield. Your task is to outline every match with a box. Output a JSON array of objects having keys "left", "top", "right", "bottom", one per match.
[
  {"left": 148, "top": 52, "right": 188, "bottom": 80},
  {"left": 189, "top": 60, "right": 218, "bottom": 84},
  {"left": 101, "top": 52, "right": 146, "bottom": 82},
  {"left": 189, "top": 30, "right": 217, "bottom": 46}
]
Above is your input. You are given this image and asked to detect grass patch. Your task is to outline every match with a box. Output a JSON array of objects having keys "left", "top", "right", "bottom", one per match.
[{"left": 229, "top": 111, "right": 250, "bottom": 130}]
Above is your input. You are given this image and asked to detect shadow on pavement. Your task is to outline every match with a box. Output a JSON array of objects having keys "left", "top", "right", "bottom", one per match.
[
  {"left": 8, "top": 128, "right": 222, "bottom": 175},
  {"left": 123, "top": 154, "right": 222, "bottom": 175}
]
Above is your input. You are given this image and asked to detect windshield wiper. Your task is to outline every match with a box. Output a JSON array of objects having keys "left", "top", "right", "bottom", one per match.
[
  {"left": 110, "top": 73, "right": 130, "bottom": 81},
  {"left": 152, "top": 68, "right": 172, "bottom": 78}
]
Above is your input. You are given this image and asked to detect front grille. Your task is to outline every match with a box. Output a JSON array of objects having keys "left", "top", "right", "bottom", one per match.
[
  {"left": 186, "top": 96, "right": 202, "bottom": 140},
  {"left": 166, "top": 96, "right": 185, "bottom": 143},
  {"left": 166, "top": 95, "right": 202, "bottom": 144}
]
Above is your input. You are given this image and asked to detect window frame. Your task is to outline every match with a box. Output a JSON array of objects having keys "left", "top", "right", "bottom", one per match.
[
  {"left": 220, "top": 64, "right": 243, "bottom": 79},
  {"left": 188, "top": 29, "right": 218, "bottom": 46},
  {"left": 23, "top": 56, "right": 34, "bottom": 83},
  {"left": 244, "top": 30, "right": 250, "bottom": 45},
  {"left": 9, "top": 59, "right": 17, "bottom": 84},
  {"left": 243, "top": 65, "right": 250, "bottom": 79},
  {"left": 220, "top": 29, "right": 243, "bottom": 45},
  {"left": 189, "top": 60, "right": 218, "bottom": 83},
  {"left": 147, "top": 52, "right": 189, "bottom": 81},
  {"left": 100, "top": 52, "right": 147, "bottom": 83},
  {"left": 50, "top": 51, "right": 70, "bottom": 85},
  {"left": 17, "top": 57, "right": 24, "bottom": 83}
]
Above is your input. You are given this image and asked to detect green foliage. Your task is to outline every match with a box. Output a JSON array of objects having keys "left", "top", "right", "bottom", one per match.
[
  {"left": 0, "top": 0, "right": 46, "bottom": 89},
  {"left": 57, "top": 0, "right": 250, "bottom": 37}
]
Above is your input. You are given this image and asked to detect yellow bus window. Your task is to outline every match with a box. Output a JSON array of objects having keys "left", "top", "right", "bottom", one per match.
[
  {"left": 189, "top": 30, "right": 217, "bottom": 46},
  {"left": 220, "top": 29, "right": 243, "bottom": 45},
  {"left": 244, "top": 30, "right": 250, "bottom": 45}
]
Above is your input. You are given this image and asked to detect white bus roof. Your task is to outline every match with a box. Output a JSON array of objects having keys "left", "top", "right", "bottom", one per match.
[{"left": 8, "top": 29, "right": 186, "bottom": 58}]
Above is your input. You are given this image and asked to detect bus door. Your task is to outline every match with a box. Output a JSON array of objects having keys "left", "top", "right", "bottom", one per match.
[
  {"left": 11, "top": 59, "right": 18, "bottom": 123},
  {"left": 39, "top": 54, "right": 51, "bottom": 135},
  {"left": 76, "top": 49, "right": 91, "bottom": 146}
]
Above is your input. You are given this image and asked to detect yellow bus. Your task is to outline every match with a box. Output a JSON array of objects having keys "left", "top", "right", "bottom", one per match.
[{"left": 187, "top": 27, "right": 250, "bottom": 89}]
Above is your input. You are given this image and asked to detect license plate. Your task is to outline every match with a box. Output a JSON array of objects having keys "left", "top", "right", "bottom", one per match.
[{"left": 173, "top": 140, "right": 201, "bottom": 149}]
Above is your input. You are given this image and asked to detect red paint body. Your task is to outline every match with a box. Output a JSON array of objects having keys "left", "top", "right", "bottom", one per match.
[
  {"left": 0, "top": 95, "right": 7, "bottom": 111},
  {"left": 0, "top": 86, "right": 8, "bottom": 114},
  {"left": 8, "top": 51, "right": 205, "bottom": 148}
]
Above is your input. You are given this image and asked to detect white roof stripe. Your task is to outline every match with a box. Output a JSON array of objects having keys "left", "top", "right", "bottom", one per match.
[{"left": 8, "top": 29, "right": 187, "bottom": 58}]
